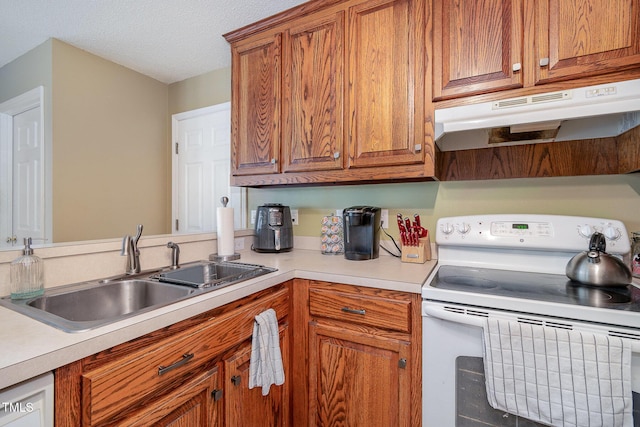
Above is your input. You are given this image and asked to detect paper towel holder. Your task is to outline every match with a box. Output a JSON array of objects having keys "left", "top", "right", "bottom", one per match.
[{"left": 209, "top": 196, "right": 241, "bottom": 262}]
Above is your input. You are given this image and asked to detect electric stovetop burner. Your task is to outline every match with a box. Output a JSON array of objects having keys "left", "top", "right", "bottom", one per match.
[
  {"left": 432, "top": 265, "right": 640, "bottom": 310},
  {"left": 566, "top": 282, "right": 632, "bottom": 305}
]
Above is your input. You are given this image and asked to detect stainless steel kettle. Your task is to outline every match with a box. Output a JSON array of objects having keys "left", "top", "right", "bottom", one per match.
[{"left": 565, "top": 232, "right": 632, "bottom": 286}]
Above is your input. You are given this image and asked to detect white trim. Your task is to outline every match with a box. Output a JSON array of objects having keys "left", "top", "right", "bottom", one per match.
[
  {"left": 0, "top": 87, "right": 41, "bottom": 114},
  {"left": 0, "top": 113, "right": 12, "bottom": 245}
]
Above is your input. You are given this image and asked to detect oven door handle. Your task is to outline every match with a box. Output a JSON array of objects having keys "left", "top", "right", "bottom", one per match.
[
  {"left": 423, "top": 303, "right": 640, "bottom": 353},
  {"left": 423, "top": 304, "right": 486, "bottom": 328}
]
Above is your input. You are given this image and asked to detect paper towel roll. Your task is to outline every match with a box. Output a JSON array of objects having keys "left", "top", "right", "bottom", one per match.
[{"left": 217, "top": 207, "right": 235, "bottom": 256}]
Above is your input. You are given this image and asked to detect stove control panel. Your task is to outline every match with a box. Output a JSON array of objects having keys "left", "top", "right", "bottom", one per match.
[
  {"left": 490, "top": 221, "right": 553, "bottom": 237},
  {"left": 436, "top": 214, "right": 631, "bottom": 254}
]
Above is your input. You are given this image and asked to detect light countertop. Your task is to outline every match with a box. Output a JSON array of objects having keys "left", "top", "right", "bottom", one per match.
[{"left": 0, "top": 249, "right": 436, "bottom": 390}]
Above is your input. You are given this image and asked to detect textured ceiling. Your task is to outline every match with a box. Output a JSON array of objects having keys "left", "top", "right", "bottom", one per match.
[{"left": 0, "top": 0, "right": 307, "bottom": 84}]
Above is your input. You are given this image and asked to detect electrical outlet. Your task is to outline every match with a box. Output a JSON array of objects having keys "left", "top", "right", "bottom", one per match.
[
  {"left": 250, "top": 210, "right": 256, "bottom": 225},
  {"left": 380, "top": 209, "right": 389, "bottom": 229},
  {"left": 291, "top": 209, "right": 299, "bottom": 225},
  {"left": 234, "top": 238, "right": 245, "bottom": 251}
]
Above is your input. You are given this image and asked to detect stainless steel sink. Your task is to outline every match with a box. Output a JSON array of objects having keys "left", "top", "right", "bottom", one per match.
[
  {"left": 153, "top": 261, "right": 277, "bottom": 288},
  {"left": 0, "top": 280, "right": 196, "bottom": 332},
  {"left": 0, "top": 261, "right": 276, "bottom": 333},
  {"left": 28, "top": 280, "right": 195, "bottom": 321}
]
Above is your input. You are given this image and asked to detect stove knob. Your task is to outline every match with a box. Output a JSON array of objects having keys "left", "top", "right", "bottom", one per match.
[
  {"left": 441, "top": 223, "right": 454, "bottom": 235},
  {"left": 578, "top": 224, "right": 593, "bottom": 238},
  {"left": 457, "top": 223, "right": 471, "bottom": 234},
  {"left": 603, "top": 225, "right": 621, "bottom": 241}
]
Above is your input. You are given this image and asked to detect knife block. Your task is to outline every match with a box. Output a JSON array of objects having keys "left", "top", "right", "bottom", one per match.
[{"left": 401, "top": 236, "right": 431, "bottom": 264}]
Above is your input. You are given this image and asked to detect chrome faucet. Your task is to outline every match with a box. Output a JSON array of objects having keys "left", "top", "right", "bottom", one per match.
[
  {"left": 121, "top": 224, "right": 143, "bottom": 275},
  {"left": 167, "top": 241, "right": 180, "bottom": 269}
]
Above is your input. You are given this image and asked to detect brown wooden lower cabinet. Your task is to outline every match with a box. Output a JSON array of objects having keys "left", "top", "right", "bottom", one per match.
[
  {"left": 309, "top": 322, "right": 412, "bottom": 426},
  {"left": 54, "top": 279, "right": 422, "bottom": 426},
  {"left": 224, "top": 325, "right": 290, "bottom": 427},
  {"left": 294, "top": 280, "right": 422, "bottom": 427},
  {"left": 54, "top": 284, "right": 290, "bottom": 427},
  {"left": 122, "top": 367, "right": 222, "bottom": 427}
]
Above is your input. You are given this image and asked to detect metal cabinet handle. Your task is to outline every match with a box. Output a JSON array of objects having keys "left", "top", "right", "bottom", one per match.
[
  {"left": 512, "top": 63, "right": 521, "bottom": 72},
  {"left": 158, "top": 353, "right": 194, "bottom": 376},
  {"left": 231, "top": 375, "right": 242, "bottom": 386},
  {"left": 539, "top": 57, "right": 550, "bottom": 67},
  {"left": 271, "top": 158, "right": 277, "bottom": 164},
  {"left": 341, "top": 307, "right": 366, "bottom": 315},
  {"left": 333, "top": 152, "right": 340, "bottom": 159}
]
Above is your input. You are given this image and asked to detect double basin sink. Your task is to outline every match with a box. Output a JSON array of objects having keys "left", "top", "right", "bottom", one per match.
[{"left": 0, "top": 261, "right": 276, "bottom": 333}]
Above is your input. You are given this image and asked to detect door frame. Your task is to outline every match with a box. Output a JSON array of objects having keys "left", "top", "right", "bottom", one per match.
[
  {"left": 0, "top": 86, "right": 52, "bottom": 247},
  {"left": 171, "top": 102, "right": 247, "bottom": 233}
]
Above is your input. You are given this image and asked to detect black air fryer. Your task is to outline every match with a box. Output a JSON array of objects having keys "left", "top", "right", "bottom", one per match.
[
  {"left": 253, "top": 204, "right": 293, "bottom": 253},
  {"left": 343, "top": 206, "right": 381, "bottom": 260}
]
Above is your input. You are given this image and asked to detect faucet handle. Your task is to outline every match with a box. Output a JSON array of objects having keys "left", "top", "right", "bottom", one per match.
[{"left": 134, "top": 224, "right": 143, "bottom": 244}]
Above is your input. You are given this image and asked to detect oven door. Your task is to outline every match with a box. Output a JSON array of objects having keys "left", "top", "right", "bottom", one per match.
[{"left": 422, "top": 301, "right": 640, "bottom": 427}]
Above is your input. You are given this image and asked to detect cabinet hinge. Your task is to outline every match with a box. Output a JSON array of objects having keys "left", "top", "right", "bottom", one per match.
[{"left": 398, "top": 358, "right": 407, "bottom": 369}]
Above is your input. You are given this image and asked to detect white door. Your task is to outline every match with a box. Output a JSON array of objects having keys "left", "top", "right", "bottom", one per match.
[
  {"left": 12, "top": 106, "right": 44, "bottom": 243},
  {"left": 172, "top": 103, "right": 244, "bottom": 234},
  {"left": 0, "top": 87, "right": 47, "bottom": 249}
]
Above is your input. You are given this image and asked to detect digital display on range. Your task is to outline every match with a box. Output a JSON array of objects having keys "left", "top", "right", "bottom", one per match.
[{"left": 512, "top": 223, "right": 529, "bottom": 230}]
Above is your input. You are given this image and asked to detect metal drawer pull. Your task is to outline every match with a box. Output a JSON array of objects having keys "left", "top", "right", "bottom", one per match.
[
  {"left": 158, "top": 353, "right": 194, "bottom": 376},
  {"left": 341, "top": 307, "right": 366, "bottom": 315},
  {"left": 231, "top": 375, "right": 242, "bottom": 386}
]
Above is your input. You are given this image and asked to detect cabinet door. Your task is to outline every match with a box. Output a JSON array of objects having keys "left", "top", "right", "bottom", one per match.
[
  {"left": 535, "top": 0, "right": 640, "bottom": 85},
  {"left": 282, "top": 11, "right": 345, "bottom": 173},
  {"left": 224, "top": 325, "right": 289, "bottom": 427},
  {"left": 308, "top": 321, "right": 411, "bottom": 427},
  {"left": 119, "top": 367, "right": 221, "bottom": 427},
  {"left": 347, "top": 0, "right": 425, "bottom": 168},
  {"left": 433, "top": 0, "right": 524, "bottom": 100},
  {"left": 230, "top": 33, "right": 282, "bottom": 176}
]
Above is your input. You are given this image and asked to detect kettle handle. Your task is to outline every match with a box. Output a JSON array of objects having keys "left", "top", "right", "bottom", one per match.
[{"left": 588, "top": 232, "right": 606, "bottom": 252}]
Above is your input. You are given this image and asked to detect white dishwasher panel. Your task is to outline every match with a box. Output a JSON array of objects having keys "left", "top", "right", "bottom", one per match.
[{"left": 0, "top": 372, "right": 53, "bottom": 427}]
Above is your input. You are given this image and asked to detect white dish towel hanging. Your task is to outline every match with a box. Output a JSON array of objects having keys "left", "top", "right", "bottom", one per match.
[
  {"left": 249, "top": 308, "right": 285, "bottom": 396},
  {"left": 483, "top": 317, "right": 633, "bottom": 427}
]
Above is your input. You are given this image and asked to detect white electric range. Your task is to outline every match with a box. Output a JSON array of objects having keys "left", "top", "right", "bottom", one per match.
[{"left": 421, "top": 214, "right": 639, "bottom": 427}]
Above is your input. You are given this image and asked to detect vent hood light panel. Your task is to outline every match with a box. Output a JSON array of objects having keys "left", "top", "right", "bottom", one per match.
[{"left": 435, "top": 78, "right": 640, "bottom": 152}]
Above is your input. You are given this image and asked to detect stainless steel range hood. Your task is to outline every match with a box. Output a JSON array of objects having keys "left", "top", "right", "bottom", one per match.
[{"left": 435, "top": 78, "right": 640, "bottom": 151}]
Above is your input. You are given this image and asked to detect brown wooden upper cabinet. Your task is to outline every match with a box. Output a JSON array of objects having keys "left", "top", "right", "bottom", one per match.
[
  {"left": 434, "top": 0, "right": 640, "bottom": 100},
  {"left": 224, "top": 0, "right": 433, "bottom": 186},
  {"left": 230, "top": 33, "right": 282, "bottom": 176},
  {"left": 347, "top": 0, "right": 425, "bottom": 169},
  {"left": 282, "top": 10, "right": 345, "bottom": 173}
]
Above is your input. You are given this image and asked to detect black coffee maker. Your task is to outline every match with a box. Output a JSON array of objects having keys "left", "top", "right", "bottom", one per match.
[{"left": 342, "top": 206, "right": 381, "bottom": 260}]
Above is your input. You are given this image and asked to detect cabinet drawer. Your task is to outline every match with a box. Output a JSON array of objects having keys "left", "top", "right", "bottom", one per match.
[
  {"left": 309, "top": 284, "right": 411, "bottom": 333},
  {"left": 82, "top": 287, "right": 289, "bottom": 426}
]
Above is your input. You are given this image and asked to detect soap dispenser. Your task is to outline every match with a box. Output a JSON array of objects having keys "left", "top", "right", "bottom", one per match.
[{"left": 10, "top": 238, "right": 44, "bottom": 300}]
